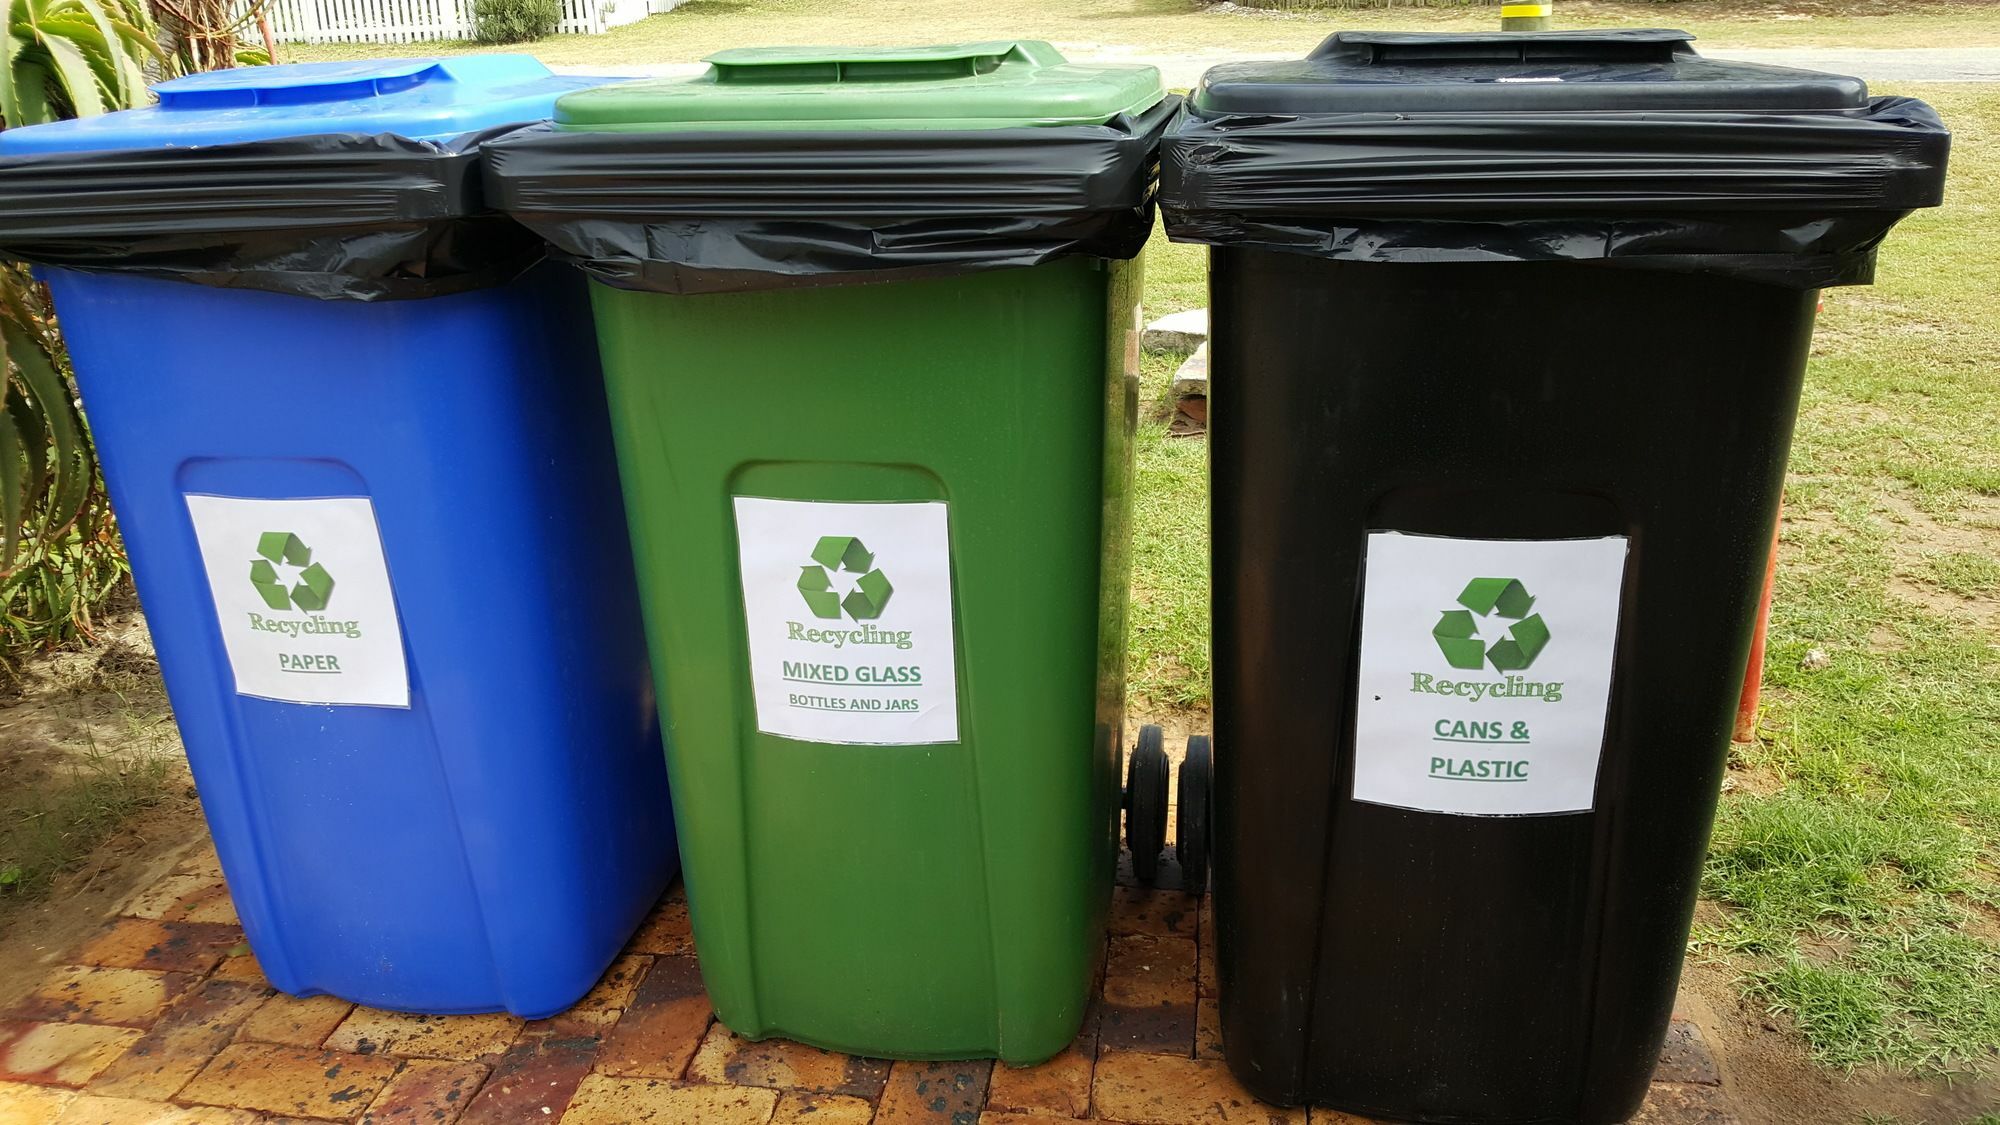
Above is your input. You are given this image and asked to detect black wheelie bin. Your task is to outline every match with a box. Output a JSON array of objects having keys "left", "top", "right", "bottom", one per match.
[{"left": 1160, "top": 29, "right": 1949, "bottom": 1124}]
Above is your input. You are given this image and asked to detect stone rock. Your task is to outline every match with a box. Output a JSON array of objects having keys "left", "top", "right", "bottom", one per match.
[
  {"left": 1144, "top": 309, "right": 1209, "bottom": 353},
  {"left": 1171, "top": 343, "right": 1209, "bottom": 399}
]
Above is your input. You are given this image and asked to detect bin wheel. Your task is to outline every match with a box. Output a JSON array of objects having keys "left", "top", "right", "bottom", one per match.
[
  {"left": 1125, "top": 725, "right": 1170, "bottom": 885},
  {"left": 1177, "top": 734, "right": 1212, "bottom": 897}
]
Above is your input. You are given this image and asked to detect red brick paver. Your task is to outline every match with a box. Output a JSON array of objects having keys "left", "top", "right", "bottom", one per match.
[
  {"left": 592, "top": 954, "right": 709, "bottom": 1080},
  {"left": 84, "top": 978, "right": 269, "bottom": 1101},
  {"left": 357, "top": 1058, "right": 487, "bottom": 1125},
  {"left": 1099, "top": 933, "right": 1198, "bottom": 1056},
  {"left": 622, "top": 891, "right": 694, "bottom": 957},
  {"left": 457, "top": 1032, "right": 600, "bottom": 1124},
  {"left": 178, "top": 1043, "right": 397, "bottom": 1119},
  {"left": 561, "top": 1074, "right": 777, "bottom": 1124},
  {"left": 686, "top": 1026, "right": 892, "bottom": 1100},
  {"left": 0, "top": 837, "right": 1742, "bottom": 1124},
  {"left": 6, "top": 966, "right": 198, "bottom": 1030},
  {"left": 235, "top": 995, "right": 354, "bottom": 1050},
  {"left": 323, "top": 1011, "right": 521, "bottom": 1062},
  {"left": 51, "top": 1093, "right": 264, "bottom": 1123},
  {"left": 0, "top": 1022, "right": 142, "bottom": 1087},
  {"left": 986, "top": 1004, "right": 1098, "bottom": 1120},
  {"left": 876, "top": 1058, "right": 993, "bottom": 1124},
  {"left": 1095, "top": 1052, "right": 1308, "bottom": 1124},
  {"left": 73, "top": 919, "right": 244, "bottom": 977},
  {"left": 124, "top": 876, "right": 237, "bottom": 926},
  {"left": 772, "top": 1091, "right": 876, "bottom": 1124}
]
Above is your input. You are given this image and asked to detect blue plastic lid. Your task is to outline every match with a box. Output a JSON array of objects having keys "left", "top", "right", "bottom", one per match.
[{"left": 0, "top": 56, "right": 614, "bottom": 155}]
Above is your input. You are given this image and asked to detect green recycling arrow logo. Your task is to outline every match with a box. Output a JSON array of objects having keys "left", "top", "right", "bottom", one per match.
[
  {"left": 797, "top": 536, "right": 894, "bottom": 621},
  {"left": 248, "top": 531, "right": 335, "bottom": 613},
  {"left": 1433, "top": 577, "right": 1550, "bottom": 672}
]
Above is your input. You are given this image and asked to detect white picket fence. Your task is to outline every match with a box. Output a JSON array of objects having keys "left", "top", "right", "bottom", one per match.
[{"left": 245, "top": 0, "right": 671, "bottom": 44}]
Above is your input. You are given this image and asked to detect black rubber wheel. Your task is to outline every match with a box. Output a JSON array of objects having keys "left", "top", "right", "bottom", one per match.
[
  {"left": 1126, "top": 724, "right": 1170, "bottom": 885},
  {"left": 1177, "top": 735, "right": 1213, "bottom": 896}
]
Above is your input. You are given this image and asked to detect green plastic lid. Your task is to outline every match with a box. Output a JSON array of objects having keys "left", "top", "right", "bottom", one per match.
[{"left": 553, "top": 41, "right": 1164, "bottom": 131}]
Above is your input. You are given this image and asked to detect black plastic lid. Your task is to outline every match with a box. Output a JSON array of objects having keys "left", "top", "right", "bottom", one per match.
[{"left": 1192, "top": 29, "right": 1869, "bottom": 115}]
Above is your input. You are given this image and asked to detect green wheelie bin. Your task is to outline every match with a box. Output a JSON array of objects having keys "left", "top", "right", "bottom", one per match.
[{"left": 484, "top": 42, "right": 1175, "bottom": 1063}]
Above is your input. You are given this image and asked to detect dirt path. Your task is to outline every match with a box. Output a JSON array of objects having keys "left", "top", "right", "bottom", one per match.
[
  {"left": 1681, "top": 957, "right": 2000, "bottom": 1125},
  {"left": 0, "top": 796, "right": 204, "bottom": 1008},
  {"left": 0, "top": 613, "right": 205, "bottom": 1009}
]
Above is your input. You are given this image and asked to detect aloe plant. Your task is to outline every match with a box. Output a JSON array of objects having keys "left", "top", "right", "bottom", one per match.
[
  {"left": 1, "top": 0, "right": 158, "bottom": 124},
  {"left": 0, "top": 0, "right": 159, "bottom": 657},
  {"left": 0, "top": 270, "right": 94, "bottom": 564}
]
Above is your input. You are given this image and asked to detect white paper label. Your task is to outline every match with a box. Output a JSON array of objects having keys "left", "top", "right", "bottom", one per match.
[
  {"left": 734, "top": 497, "right": 960, "bottom": 746},
  {"left": 185, "top": 495, "right": 410, "bottom": 708},
  {"left": 1352, "top": 531, "right": 1627, "bottom": 816}
]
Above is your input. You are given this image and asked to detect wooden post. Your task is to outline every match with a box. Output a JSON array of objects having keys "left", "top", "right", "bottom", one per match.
[
  {"left": 1733, "top": 511, "right": 1783, "bottom": 743},
  {"left": 258, "top": 5, "right": 279, "bottom": 62},
  {"left": 1500, "top": 1, "right": 1551, "bottom": 31}
]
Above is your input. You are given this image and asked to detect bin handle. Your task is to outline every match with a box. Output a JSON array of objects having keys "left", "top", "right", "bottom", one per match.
[
  {"left": 704, "top": 41, "right": 1068, "bottom": 84},
  {"left": 155, "top": 61, "right": 454, "bottom": 109},
  {"left": 1316, "top": 29, "right": 1696, "bottom": 66}
]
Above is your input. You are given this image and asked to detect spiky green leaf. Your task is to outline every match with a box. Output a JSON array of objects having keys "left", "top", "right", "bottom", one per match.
[
  {"left": 0, "top": 396, "right": 23, "bottom": 568},
  {"left": 3, "top": 325, "right": 88, "bottom": 541},
  {"left": 36, "top": 31, "right": 105, "bottom": 116}
]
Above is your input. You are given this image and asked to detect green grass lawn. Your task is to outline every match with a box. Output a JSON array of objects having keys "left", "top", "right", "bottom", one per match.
[
  {"left": 286, "top": 0, "right": 2000, "bottom": 66},
  {"left": 1127, "top": 236, "right": 1209, "bottom": 712},
  {"left": 1691, "top": 82, "right": 2000, "bottom": 1075},
  {"left": 1131, "top": 83, "right": 2000, "bottom": 1077}
]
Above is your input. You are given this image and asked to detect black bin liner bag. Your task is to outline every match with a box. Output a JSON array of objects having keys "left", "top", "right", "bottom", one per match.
[
  {"left": 0, "top": 127, "right": 539, "bottom": 301},
  {"left": 1161, "top": 96, "right": 1949, "bottom": 288},
  {"left": 480, "top": 96, "right": 1183, "bottom": 295}
]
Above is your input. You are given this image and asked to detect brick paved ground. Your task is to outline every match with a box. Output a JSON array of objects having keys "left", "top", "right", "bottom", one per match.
[{"left": 0, "top": 843, "right": 1739, "bottom": 1124}]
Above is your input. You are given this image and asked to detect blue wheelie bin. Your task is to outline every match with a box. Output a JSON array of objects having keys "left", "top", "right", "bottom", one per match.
[{"left": 0, "top": 57, "right": 676, "bottom": 1017}]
